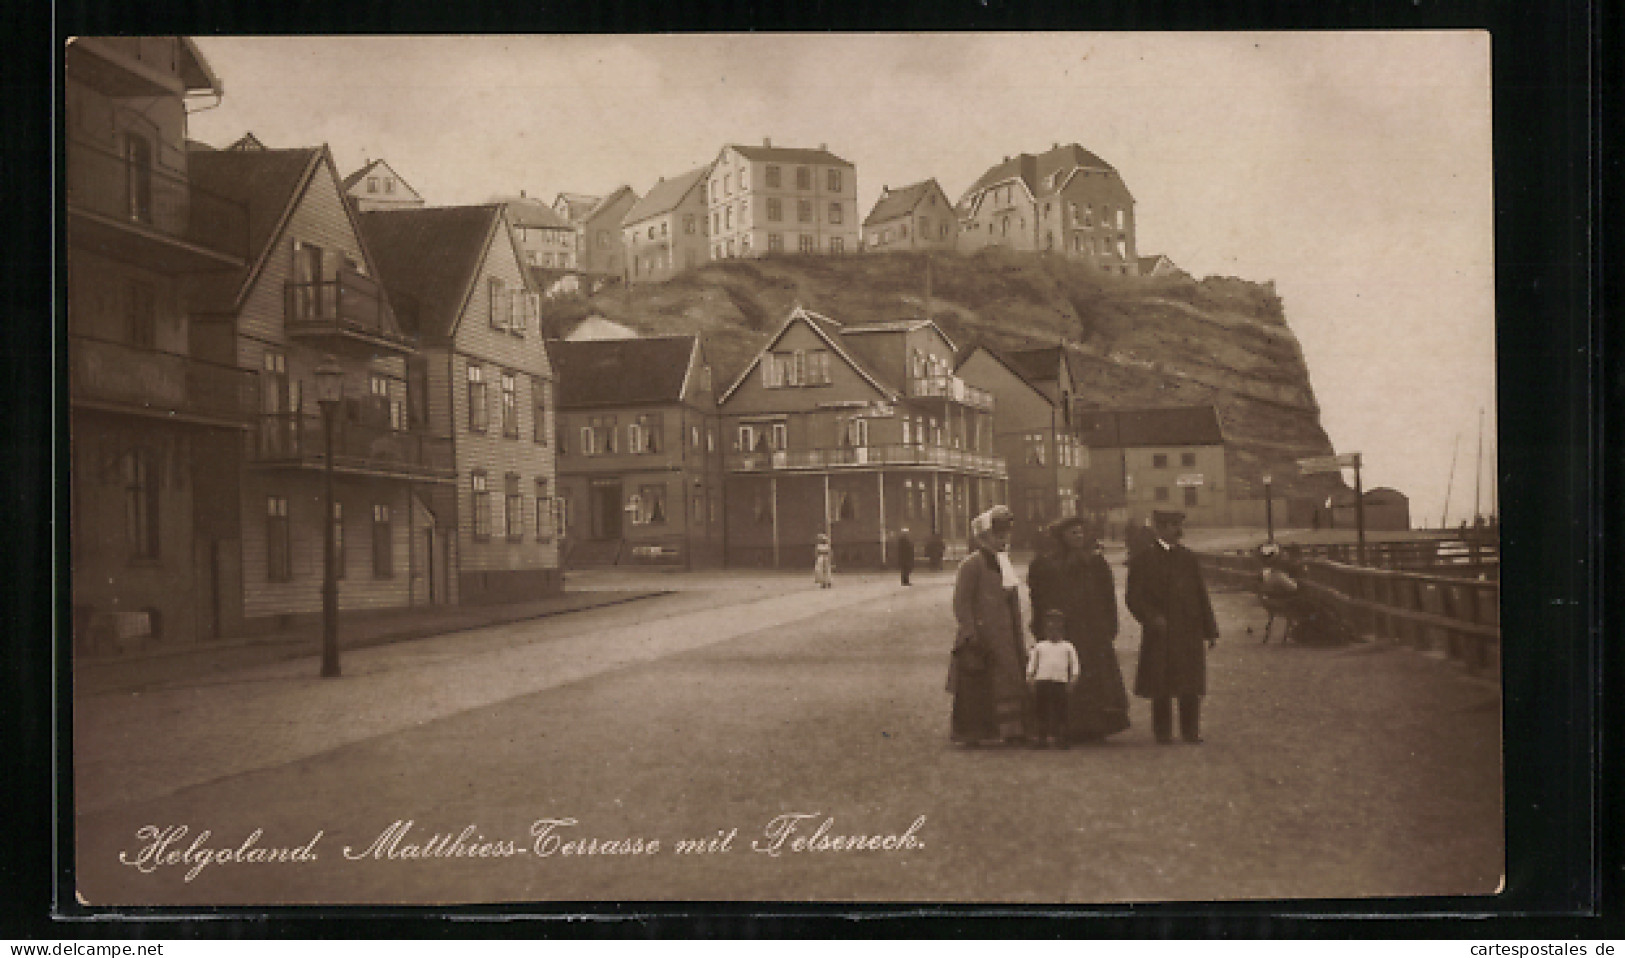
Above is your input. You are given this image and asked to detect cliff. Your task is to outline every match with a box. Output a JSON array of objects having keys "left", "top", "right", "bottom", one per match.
[{"left": 545, "top": 247, "right": 1344, "bottom": 504}]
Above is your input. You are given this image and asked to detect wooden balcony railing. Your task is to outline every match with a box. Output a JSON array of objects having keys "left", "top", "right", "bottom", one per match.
[
  {"left": 728, "top": 444, "right": 1006, "bottom": 478},
  {"left": 252, "top": 412, "right": 453, "bottom": 478},
  {"left": 909, "top": 374, "right": 995, "bottom": 411},
  {"left": 69, "top": 335, "right": 256, "bottom": 425},
  {"left": 284, "top": 269, "right": 407, "bottom": 349}
]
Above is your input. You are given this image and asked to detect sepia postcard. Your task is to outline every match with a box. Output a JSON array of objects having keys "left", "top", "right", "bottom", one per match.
[{"left": 65, "top": 32, "right": 1503, "bottom": 908}]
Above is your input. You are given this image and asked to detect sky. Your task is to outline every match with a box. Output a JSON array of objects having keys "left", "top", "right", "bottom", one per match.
[{"left": 186, "top": 33, "right": 1497, "bottom": 527}]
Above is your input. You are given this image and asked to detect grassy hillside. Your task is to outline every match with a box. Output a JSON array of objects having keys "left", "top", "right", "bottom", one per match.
[{"left": 544, "top": 248, "right": 1343, "bottom": 503}]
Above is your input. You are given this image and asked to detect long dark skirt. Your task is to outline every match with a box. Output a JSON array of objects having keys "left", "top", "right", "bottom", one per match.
[
  {"left": 1067, "top": 637, "right": 1131, "bottom": 741},
  {"left": 948, "top": 649, "right": 1029, "bottom": 743}
]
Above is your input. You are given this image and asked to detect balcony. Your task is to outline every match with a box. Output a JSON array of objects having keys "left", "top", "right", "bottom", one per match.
[
  {"left": 909, "top": 374, "right": 994, "bottom": 412},
  {"left": 284, "top": 269, "right": 410, "bottom": 354},
  {"left": 728, "top": 444, "right": 1006, "bottom": 479},
  {"left": 251, "top": 412, "right": 454, "bottom": 481},
  {"left": 69, "top": 335, "right": 257, "bottom": 427},
  {"left": 65, "top": 138, "right": 248, "bottom": 272}
]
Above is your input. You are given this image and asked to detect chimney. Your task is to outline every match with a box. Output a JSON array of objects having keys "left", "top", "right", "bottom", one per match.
[
  {"left": 819, "top": 142, "right": 827, "bottom": 151},
  {"left": 763, "top": 137, "right": 772, "bottom": 147},
  {"left": 520, "top": 189, "right": 527, "bottom": 199},
  {"left": 1052, "top": 142, "right": 1059, "bottom": 150}
]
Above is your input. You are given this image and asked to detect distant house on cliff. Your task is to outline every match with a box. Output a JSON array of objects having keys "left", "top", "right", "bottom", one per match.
[
  {"left": 861, "top": 179, "right": 956, "bottom": 252},
  {"left": 956, "top": 143, "right": 1139, "bottom": 274},
  {"left": 342, "top": 159, "right": 426, "bottom": 212},
  {"left": 1137, "top": 254, "right": 1188, "bottom": 279}
]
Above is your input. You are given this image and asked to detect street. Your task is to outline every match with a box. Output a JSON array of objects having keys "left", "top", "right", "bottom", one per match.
[{"left": 73, "top": 557, "right": 1503, "bottom": 906}]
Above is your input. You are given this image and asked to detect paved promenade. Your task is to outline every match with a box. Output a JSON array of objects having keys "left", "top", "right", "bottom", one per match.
[{"left": 72, "top": 554, "right": 1503, "bottom": 905}]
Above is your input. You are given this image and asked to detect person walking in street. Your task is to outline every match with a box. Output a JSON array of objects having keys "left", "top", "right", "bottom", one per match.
[
  {"left": 814, "top": 533, "right": 834, "bottom": 589},
  {"left": 1027, "top": 516, "right": 1131, "bottom": 743},
  {"left": 1026, "top": 608, "right": 1081, "bottom": 748},
  {"left": 897, "top": 528, "right": 915, "bottom": 586},
  {"left": 947, "top": 505, "right": 1030, "bottom": 747},
  {"left": 924, "top": 530, "right": 946, "bottom": 571},
  {"left": 1126, "top": 509, "right": 1219, "bottom": 744}
]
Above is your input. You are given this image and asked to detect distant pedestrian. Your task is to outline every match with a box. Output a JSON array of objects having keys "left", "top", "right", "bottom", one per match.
[
  {"left": 1027, "top": 516, "right": 1130, "bottom": 743},
  {"left": 924, "top": 530, "right": 946, "bottom": 571},
  {"left": 897, "top": 528, "right": 915, "bottom": 585},
  {"left": 814, "top": 533, "right": 834, "bottom": 589},
  {"left": 1026, "top": 609, "right": 1081, "bottom": 748},
  {"left": 947, "top": 505, "right": 1030, "bottom": 746},
  {"left": 1126, "top": 510, "right": 1219, "bottom": 744}
]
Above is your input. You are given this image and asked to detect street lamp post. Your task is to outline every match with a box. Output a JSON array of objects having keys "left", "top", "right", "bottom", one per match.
[
  {"left": 315, "top": 355, "right": 345, "bottom": 678},
  {"left": 1263, "top": 474, "right": 1275, "bottom": 543}
]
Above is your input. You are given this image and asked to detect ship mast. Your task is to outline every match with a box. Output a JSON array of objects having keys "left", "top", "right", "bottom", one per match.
[{"left": 1441, "top": 433, "right": 1460, "bottom": 529}]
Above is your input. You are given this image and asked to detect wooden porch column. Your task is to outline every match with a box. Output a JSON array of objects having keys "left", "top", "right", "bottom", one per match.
[{"left": 878, "top": 470, "right": 887, "bottom": 566}]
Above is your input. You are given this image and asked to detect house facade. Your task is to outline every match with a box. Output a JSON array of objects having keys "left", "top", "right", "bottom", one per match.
[
  {"left": 501, "top": 193, "right": 578, "bottom": 270},
  {"left": 184, "top": 143, "right": 456, "bottom": 634},
  {"left": 706, "top": 141, "right": 858, "bottom": 260},
  {"left": 66, "top": 37, "right": 257, "bottom": 654},
  {"left": 956, "top": 345, "right": 1088, "bottom": 550},
  {"left": 342, "top": 159, "right": 425, "bottom": 212},
  {"left": 1074, "top": 406, "right": 1230, "bottom": 529},
  {"left": 717, "top": 308, "right": 1005, "bottom": 570},
  {"left": 550, "top": 336, "right": 724, "bottom": 568},
  {"left": 360, "top": 204, "right": 562, "bottom": 604},
  {"left": 559, "top": 187, "right": 637, "bottom": 281},
  {"left": 956, "top": 143, "right": 1140, "bottom": 274},
  {"left": 861, "top": 179, "right": 957, "bottom": 252},
  {"left": 622, "top": 166, "right": 712, "bottom": 283}
]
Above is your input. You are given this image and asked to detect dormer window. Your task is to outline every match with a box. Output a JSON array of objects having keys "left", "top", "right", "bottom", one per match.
[
  {"left": 367, "top": 176, "right": 379, "bottom": 193},
  {"left": 384, "top": 179, "right": 395, "bottom": 194}
]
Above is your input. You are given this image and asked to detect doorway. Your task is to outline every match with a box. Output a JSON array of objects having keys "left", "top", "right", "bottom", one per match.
[{"left": 591, "top": 481, "right": 623, "bottom": 540}]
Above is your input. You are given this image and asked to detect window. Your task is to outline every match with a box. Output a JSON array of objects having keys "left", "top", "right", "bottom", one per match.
[
  {"left": 1152, "top": 453, "right": 1168, "bottom": 469},
  {"left": 532, "top": 377, "right": 549, "bottom": 444},
  {"left": 760, "top": 164, "right": 778, "bottom": 188},
  {"left": 903, "top": 480, "right": 915, "bottom": 519},
  {"left": 799, "top": 234, "right": 815, "bottom": 253},
  {"left": 771, "top": 422, "right": 788, "bottom": 451},
  {"left": 707, "top": 428, "right": 716, "bottom": 453},
  {"left": 712, "top": 212, "right": 720, "bottom": 234},
  {"left": 691, "top": 424, "right": 701, "bottom": 448},
  {"left": 535, "top": 478, "right": 552, "bottom": 539},
  {"left": 827, "top": 168, "right": 842, "bottom": 192},
  {"left": 830, "top": 237, "right": 844, "bottom": 254},
  {"left": 767, "top": 198, "right": 782, "bottom": 221},
  {"left": 501, "top": 372, "right": 518, "bottom": 438},
  {"left": 1181, "top": 452, "right": 1197, "bottom": 467},
  {"left": 372, "top": 504, "right": 394, "bottom": 576},
  {"left": 367, "top": 176, "right": 379, "bottom": 193},
  {"left": 1155, "top": 486, "right": 1170, "bottom": 502},
  {"left": 489, "top": 276, "right": 510, "bottom": 330},
  {"left": 467, "top": 364, "right": 488, "bottom": 432},
  {"left": 125, "top": 132, "right": 153, "bottom": 224},
  {"left": 331, "top": 501, "right": 345, "bottom": 579},
  {"left": 648, "top": 225, "right": 657, "bottom": 240},
  {"left": 1024, "top": 433, "right": 1047, "bottom": 466},
  {"left": 384, "top": 178, "right": 395, "bottom": 195},
  {"left": 472, "top": 472, "right": 492, "bottom": 539},
  {"left": 684, "top": 214, "right": 696, "bottom": 235},
  {"left": 266, "top": 496, "right": 290, "bottom": 582},
  {"left": 505, "top": 474, "right": 524, "bottom": 540},
  {"left": 767, "top": 233, "right": 783, "bottom": 253},
  {"left": 796, "top": 167, "right": 811, "bottom": 190},
  {"left": 126, "top": 280, "right": 156, "bottom": 349},
  {"left": 737, "top": 424, "right": 756, "bottom": 452},
  {"left": 635, "top": 483, "right": 667, "bottom": 525},
  {"left": 579, "top": 425, "right": 597, "bottom": 456},
  {"left": 692, "top": 495, "right": 705, "bottom": 524},
  {"left": 1184, "top": 486, "right": 1199, "bottom": 507},
  {"left": 630, "top": 413, "right": 662, "bottom": 453},
  {"left": 724, "top": 207, "right": 732, "bottom": 229},
  {"left": 843, "top": 417, "right": 869, "bottom": 447},
  {"left": 902, "top": 419, "right": 912, "bottom": 445},
  {"left": 797, "top": 199, "right": 812, "bottom": 223},
  {"left": 122, "top": 450, "right": 159, "bottom": 559},
  {"left": 828, "top": 203, "right": 843, "bottom": 225},
  {"left": 1024, "top": 488, "right": 1046, "bottom": 524}
]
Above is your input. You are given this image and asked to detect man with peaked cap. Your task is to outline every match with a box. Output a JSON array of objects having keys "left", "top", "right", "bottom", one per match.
[{"left": 1125, "top": 510, "right": 1220, "bottom": 744}]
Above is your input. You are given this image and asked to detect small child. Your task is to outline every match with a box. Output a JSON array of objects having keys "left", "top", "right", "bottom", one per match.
[{"left": 1026, "top": 608, "right": 1081, "bottom": 748}]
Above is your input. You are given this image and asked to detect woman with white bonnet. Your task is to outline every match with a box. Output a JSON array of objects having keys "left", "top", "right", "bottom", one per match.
[{"left": 947, "top": 505, "right": 1031, "bottom": 746}]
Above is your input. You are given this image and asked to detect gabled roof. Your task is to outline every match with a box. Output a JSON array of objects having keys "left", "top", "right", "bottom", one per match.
[
  {"left": 554, "top": 192, "right": 602, "bottom": 223},
  {"left": 956, "top": 344, "right": 1054, "bottom": 405},
  {"left": 549, "top": 336, "right": 697, "bottom": 409},
  {"left": 584, "top": 185, "right": 637, "bottom": 225},
  {"left": 176, "top": 38, "right": 223, "bottom": 94},
  {"left": 497, "top": 196, "right": 572, "bottom": 230},
  {"left": 342, "top": 159, "right": 423, "bottom": 201},
  {"left": 623, "top": 167, "right": 711, "bottom": 226},
  {"left": 1002, "top": 345, "right": 1066, "bottom": 384},
  {"left": 186, "top": 145, "right": 324, "bottom": 308},
  {"left": 225, "top": 132, "right": 265, "bottom": 151},
  {"left": 722, "top": 143, "right": 854, "bottom": 167},
  {"left": 1073, "top": 406, "right": 1224, "bottom": 449},
  {"left": 718, "top": 306, "right": 898, "bottom": 405},
  {"left": 863, "top": 179, "right": 947, "bottom": 227},
  {"left": 341, "top": 159, "right": 383, "bottom": 190},
  {"left": 357, "top": 205, "right": 507, "bottom": 344},
  {"left": 841, "top": 318, "right": 958, "bottom": 352},
  {"left": 958, "top": 143, "right": 1120, "bottom": 207}
]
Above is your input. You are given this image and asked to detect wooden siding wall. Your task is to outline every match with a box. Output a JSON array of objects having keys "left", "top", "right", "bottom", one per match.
[{"left": 449, "top": 218, "right": 559, "bottom": 576}]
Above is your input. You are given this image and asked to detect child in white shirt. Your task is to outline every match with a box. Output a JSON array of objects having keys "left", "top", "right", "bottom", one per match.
[{"left": 1027, "top": 608, "right": 1081, "bottom": 748}]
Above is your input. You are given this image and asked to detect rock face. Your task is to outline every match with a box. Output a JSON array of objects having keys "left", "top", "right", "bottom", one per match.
[{"left": 546, "top": 247, "right": 1343, "bottom": 504}]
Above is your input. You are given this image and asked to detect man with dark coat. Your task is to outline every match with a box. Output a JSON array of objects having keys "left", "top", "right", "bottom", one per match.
[
  {"left": 1126, "top": 510, "right": 1220, "bottom": 744},
  {"left": 897, "top": 528, "right": 915, "bottom": 586}
]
